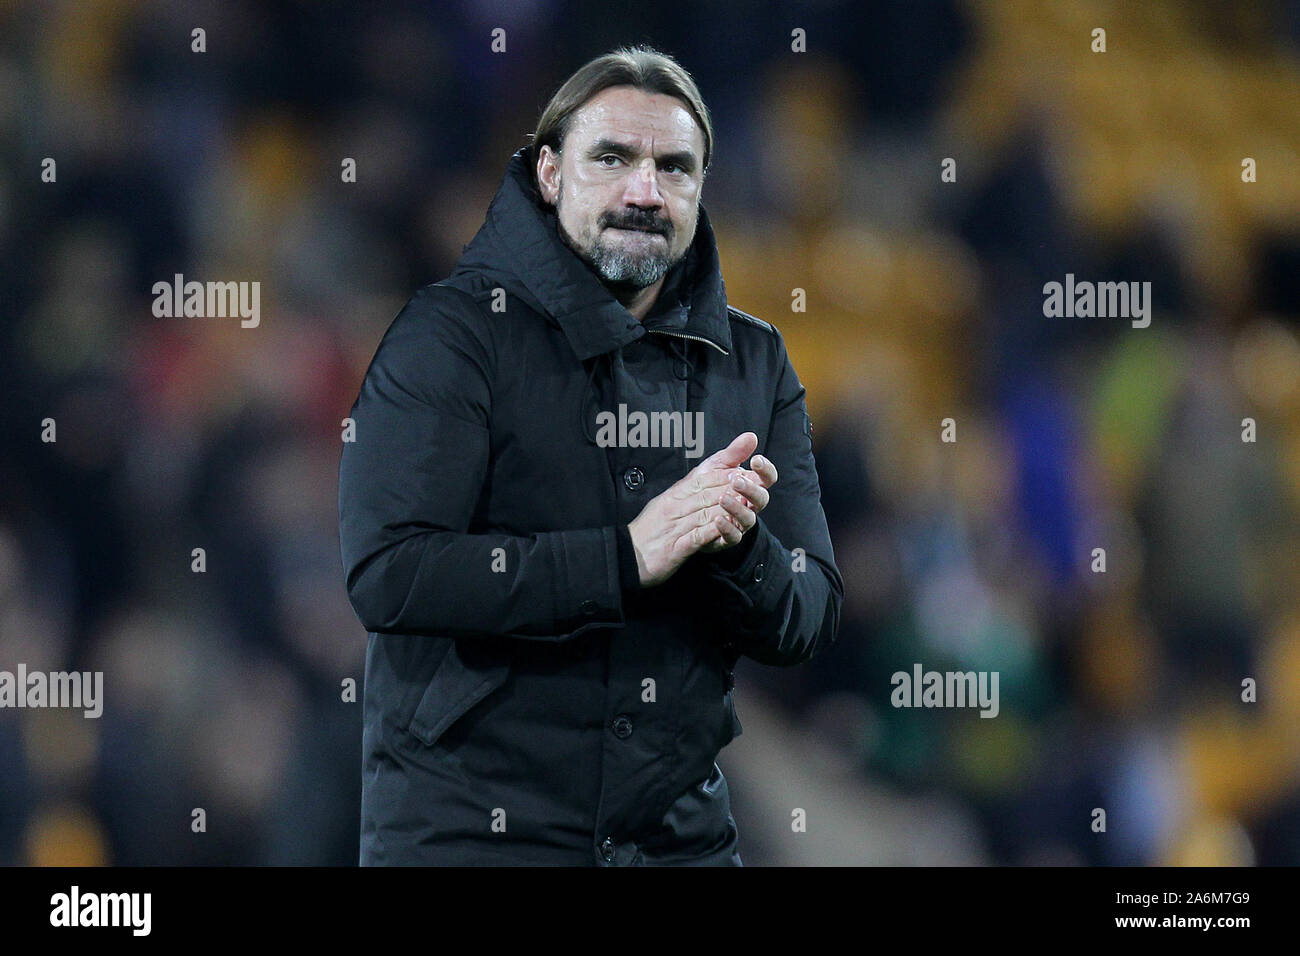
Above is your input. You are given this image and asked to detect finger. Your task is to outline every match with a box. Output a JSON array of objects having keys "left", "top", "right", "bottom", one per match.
[
  {"left": 715, "top": 511, "right": 745, "bottom": 546},
  {"left": 697, "top": 500, "right": 744, "bottom": 533},
  {"left": 701, "top": 511, "right": 744, "bottom": 550},
  {"left": 681, "top": 514, "right": 725, "bottom": 554},
  {"left": 721, "top": 467, "right": 772, "bottom": 499},
  {"left": 750, "top": 454, "right": 778, "bottom": 488},
  {"left": 719, "top": 491, "right": 757, "bottom": 531},
  {"left": 729, "top": 472, "right": 769, "bottom": 512},
  {"left": 672, "top": 471, "right": 747, "bottom": 517},
  {"left": 732, "top": 466, "right": 772, "bottom": 489},
  {"left": 684, "top": 462, "right": 764, "bottom": 503},
  {"left": 695, "top": 432, "right": 758, "bottom": 472},
  {"left": 687, "top": 501, "right": 744, "bottom": 535}
]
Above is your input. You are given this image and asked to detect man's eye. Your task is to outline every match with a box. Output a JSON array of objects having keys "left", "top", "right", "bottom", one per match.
[
  {"left": 598, "top": 155, "right": 621, "bottom": 167},
  {"left": 661, "top": 163, "right": 682, "bottom": 174}
]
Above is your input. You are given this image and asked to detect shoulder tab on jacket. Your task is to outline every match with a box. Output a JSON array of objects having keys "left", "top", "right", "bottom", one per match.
[
  {"left": 424, "top": 279, "right": 487, "bottom": 312},
  {"left": 434, "top": 277, "right": 535, "bottom": 319},
  {"left": 726, "top": 304, "right": 777, "bottom": 336}
]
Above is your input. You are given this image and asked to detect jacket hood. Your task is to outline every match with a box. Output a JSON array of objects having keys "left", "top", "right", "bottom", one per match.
[{"left": 449, "top": 145, "right": 732, "bottom": 361}]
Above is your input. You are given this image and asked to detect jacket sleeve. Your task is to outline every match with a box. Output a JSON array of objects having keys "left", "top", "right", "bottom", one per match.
[
  {"left": 694, "top": 331, "right": 843, "bottom": 666},
  {"left": 338, "top": 284, "right": 627, "bottom": 642}
]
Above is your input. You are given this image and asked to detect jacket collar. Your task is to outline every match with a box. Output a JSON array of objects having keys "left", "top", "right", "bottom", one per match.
[{"left": 451, "top": 145, "right": 732, "bottom": 361}]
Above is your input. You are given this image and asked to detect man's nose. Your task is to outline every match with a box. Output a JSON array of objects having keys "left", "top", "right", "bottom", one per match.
[{"left": 621, "top": 160, "right": 664, "bottom": 206}]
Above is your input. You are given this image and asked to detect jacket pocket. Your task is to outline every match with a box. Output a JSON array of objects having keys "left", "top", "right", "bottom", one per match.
[{"left": 406, "top": 641, "right": 510, "bottom": 748}]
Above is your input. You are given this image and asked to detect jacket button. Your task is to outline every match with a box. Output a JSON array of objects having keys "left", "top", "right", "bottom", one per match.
[
  {"left": 611, "top": 714, "right": 633, "bottom": 739},
  {"left": 623, "top": 466, "right": 645, "bottom": 491},
  {"left": 600, "top": 836, "right": 616, "bottom": 863},
  {"left": 752, "top": 562, "right": 765, "bottom": 583},
  {"left": 580, "top": 599, "right": 598, "bottom": 616},
  {"left": 725, "top": 670, "right": 736, "bottom": 692}
]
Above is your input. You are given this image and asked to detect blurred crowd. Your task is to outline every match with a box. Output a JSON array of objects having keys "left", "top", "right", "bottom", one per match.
[{"left": 2, "top": 0, "right": 1299, "bottom": 865}]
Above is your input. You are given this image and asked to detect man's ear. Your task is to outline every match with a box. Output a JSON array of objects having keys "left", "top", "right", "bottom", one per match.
[{"left": 536, "top": 145, "right": 561, "bottom": 205}]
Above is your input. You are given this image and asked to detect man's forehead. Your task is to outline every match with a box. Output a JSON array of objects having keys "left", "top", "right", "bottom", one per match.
[{"left": 568, "top": 87, "right": 704, "bottom": 158}]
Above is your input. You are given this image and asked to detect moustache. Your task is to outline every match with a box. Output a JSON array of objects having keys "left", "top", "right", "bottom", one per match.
[{"left": 604, "top": 215, "right": 671, "bottom": 237}]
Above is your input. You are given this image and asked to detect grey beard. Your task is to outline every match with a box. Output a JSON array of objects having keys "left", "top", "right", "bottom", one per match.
[
  {"left": 556, "top": 215, "right": 680, "bottom": 291},
  {"left": 587, "top": 237, "right": 673, "bottom": 288}
]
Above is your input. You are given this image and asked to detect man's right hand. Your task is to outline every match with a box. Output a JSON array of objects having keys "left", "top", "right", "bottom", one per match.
[{"left": 627, "top": 432, "right": 765, "bottom": 587}]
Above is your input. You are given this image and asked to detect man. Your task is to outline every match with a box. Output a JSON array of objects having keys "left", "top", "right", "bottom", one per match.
[{"left": 338, "top": 45, "right": 842, "bottom": 866}]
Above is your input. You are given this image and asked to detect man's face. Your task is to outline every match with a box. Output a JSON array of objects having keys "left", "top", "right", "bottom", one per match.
[{"left": 536, "top": 86, "right": 706, "bottom": 293}]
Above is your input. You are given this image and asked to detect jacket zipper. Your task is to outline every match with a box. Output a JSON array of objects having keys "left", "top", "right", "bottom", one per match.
[{"left": 647, "top": 328, "right": 730, "bottom": 355}]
